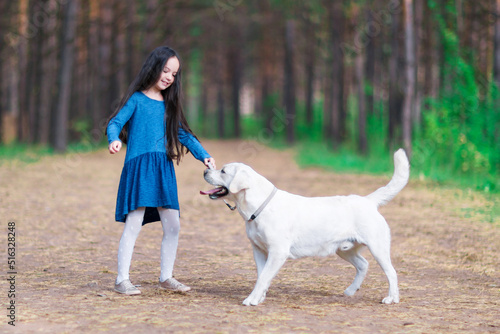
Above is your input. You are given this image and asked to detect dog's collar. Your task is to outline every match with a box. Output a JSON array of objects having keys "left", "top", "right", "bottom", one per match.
[
  {"left": 223, "top": 199, "right": 237, "bottom": 211},
  {"left": 248, "top": 187, "right": 278, "bottom": 222}
]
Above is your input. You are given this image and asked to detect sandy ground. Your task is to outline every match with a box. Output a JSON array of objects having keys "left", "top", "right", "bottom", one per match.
[{"left": 0, "top": 139, "right": 499, "bottom": 333}]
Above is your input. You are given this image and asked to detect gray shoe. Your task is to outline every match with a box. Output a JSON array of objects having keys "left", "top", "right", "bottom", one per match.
[
  {"left": 114, "top": 279, "right": 141, "bottom": 295},
  {"left": 159, "top": 277, "right": 191, "bottom": 292}
]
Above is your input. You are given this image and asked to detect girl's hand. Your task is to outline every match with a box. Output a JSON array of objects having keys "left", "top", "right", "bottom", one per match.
[
  {"left": 109, "top": 140, "right": 122, "bottom": 154},
  {"left": 204, "top": 157, "right": 216, "bottom": 170}
]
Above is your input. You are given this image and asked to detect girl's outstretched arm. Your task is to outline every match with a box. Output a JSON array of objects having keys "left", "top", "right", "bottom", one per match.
[
  {"left": 178, "top": 127, "right": 212, "bottom": 164},
  {"left": 204, "top": 157, "right": 216, "bottom": 169}
]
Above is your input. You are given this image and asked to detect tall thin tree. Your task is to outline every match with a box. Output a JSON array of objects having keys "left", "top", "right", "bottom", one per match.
[
  {"left": 413, "top": 0, "right": 423, "bottom": 128},
  {"left": 402, "top": 0, "right": 415, "bottom": 156},
  {"left": 330, "top": 0, "right": 345, "bottom": 148},
  {"left": 88, "top": 0, "right": 101, "bottom": 134},
  {"left": 388, "top": 3, "right": 402, "bottom": 149},
  {"left": 39, "top": 0, "right": 58, "bottom": 145},
  {"left": 0, "top": 1, "right": 13, "bottom": 142},
  {"left": 216, "top": 35, "right": 225, "bottom": 139},
  {"left": 99, "top": 1, "right": 113, "bottom": 122},
  {"left": 284, "top": 19, "right": 296, "bottom": 144},
  {"left": 304, "top": 5, "right": 316, "bottom": 127},
  {"left": 229, "top": 43, "right": 243, "bottom": 138},
  {"left": 54, "top": 0, "right": 79, "bottom": 152},
  {"left": 494, "top": 0, "right": 500, "bottom": 88},
  {"left": 354, "top": 11, "right": 367, "bottom": 155},
  {"left": 365, "top": 9, "right": 375, "bottom": 116},
  {"left": 17, "top": 0, "right": 29, "bottom": 142}
]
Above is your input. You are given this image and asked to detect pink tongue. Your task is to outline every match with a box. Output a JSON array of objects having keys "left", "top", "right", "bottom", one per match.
[{"left": 200, "top": 188, "right": 222, "bottom": 195}]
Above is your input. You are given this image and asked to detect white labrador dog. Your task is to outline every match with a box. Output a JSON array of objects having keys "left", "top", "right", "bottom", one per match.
[{"left": 201, "top": 149, "right": 409, "bottom": 306}]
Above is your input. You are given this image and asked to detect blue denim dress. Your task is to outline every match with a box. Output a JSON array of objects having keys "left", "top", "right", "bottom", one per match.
[{"left": 107, "top": 92, "right": 210, "bottom": 225}]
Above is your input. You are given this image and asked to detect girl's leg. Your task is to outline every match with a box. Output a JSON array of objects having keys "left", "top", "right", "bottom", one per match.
[
  {"left": 157, "top": 207, "right": 190, "bottom": 292},
  {"left": 116, "top": 207, "right": 145, "bottom": 284},
  {"left": 157, "top": 208, "right": 180, "bottom": 282}
]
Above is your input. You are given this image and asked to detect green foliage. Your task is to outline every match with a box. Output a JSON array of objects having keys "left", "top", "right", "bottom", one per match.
[
  {"left": 0, "top": 118, "right": 107, "bottom": 164},
  {"left": 241, "top": 92, "right": 286, "bottom": 147},
  {"left": 296, "top": 140, "right": 393, "bottom": 175},
  {"left": 71, "top": 117, "right": 108, "bottom": 149},
  {"left": 411, "top": 0, "right": 500, "bottom": 193},
  {"left": 0, "top": 139, "right": 108, "bottom": 165},
  {"left": 0, "top": 143, "right": 53, "bottom": 164},
  {"left": 295, "top": 99, "right": 323, "bottom": 142}
]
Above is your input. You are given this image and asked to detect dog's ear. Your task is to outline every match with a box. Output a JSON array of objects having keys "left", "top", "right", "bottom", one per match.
[{"left": 228, "top": 169, "right": 250, "bottom": 194}]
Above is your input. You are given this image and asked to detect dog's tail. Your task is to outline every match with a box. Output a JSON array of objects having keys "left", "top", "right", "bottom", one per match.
[{"left": 366, "top": 149, "right": 410, "bottom": 208}]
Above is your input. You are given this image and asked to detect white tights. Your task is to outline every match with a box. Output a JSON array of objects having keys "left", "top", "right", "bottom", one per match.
[{"left": 116, "top": 207, "right": 180, "bottom": 284}]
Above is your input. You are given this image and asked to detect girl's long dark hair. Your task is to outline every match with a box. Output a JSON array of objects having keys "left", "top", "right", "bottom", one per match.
[{"left": 106, "top": 46, "right": 197, "bottom": 165}]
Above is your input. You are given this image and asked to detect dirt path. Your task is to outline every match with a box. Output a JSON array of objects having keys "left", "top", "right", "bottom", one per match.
[{"left": 1, "top": 140, "right": 499, "bottom": 333}]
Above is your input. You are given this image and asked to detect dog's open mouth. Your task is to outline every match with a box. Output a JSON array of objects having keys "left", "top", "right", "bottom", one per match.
[{"left": 200, "top": 186, "right": 229, "bottom": 199}]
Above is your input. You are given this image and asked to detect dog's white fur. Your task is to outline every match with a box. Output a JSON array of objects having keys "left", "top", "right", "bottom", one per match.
[{"left": 203, "top": 149, "right": 410, "bottom": 306}]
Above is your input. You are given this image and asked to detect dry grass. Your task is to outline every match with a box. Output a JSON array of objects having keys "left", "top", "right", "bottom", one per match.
[{"left": 0, "top": 140, "right": 498, "bottom": 333}]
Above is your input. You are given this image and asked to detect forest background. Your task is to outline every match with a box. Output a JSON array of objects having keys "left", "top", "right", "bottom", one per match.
[{"left": 0, "top": 0, "right": 499, "bottom": 194}]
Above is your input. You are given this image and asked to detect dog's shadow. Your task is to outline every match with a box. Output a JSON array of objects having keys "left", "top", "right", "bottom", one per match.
[{"left": 190, "top": 276, "right": 371, "bottom": 307}]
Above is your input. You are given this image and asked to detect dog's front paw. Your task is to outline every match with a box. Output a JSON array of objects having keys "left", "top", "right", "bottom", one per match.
[
  {"left": 242, "top": 296, "right": 259, "bottom": 306},
  {"left": 242, "top": 292, "right": 266, "bottom": 306},
  {"left": 381, "top": 295, "right": 399, "bottom": 304},
  {"left": 343, "top": 286, "right": 359, "bottom": 296}
]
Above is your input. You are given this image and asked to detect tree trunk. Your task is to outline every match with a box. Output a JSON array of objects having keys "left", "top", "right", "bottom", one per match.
[
  {"left": 5, "top": 3, "right": 20, "bottom": 144},
  {"left": 330, "top": 0, "right": 345, "bottom": 148},
  {"left": 0, "top": 1, "right": 13, "bottom": 142},
  {"left": 217, "top": 79, "right": 225, "bottom": 139},
  {"left": 126, "top": 0, "right": 138, "bottom": 83},
  {"left": 113, "top": 0, "right": 128, "bottom": 103},
  {"left": 283, "top": 20, "right": 296, "bottom": 144},
  {"left": 470, "top": 3, "right": 480, "bottom": 70},
  {"left": 324, "top": 1, "right": 334, "bottom": 141},
  {"left": 258, "top": 0, "right": 275, "bottom": 130},
  {"left": 54, "top": 0, "right": 79, "bottom": 152},
  {"left": 27, "top": 4, "right": 43, "bottom": 144},
  {"left": 365, "top": 9, "right": 375, "bottom": 116},
  {"left": 323, "top": 64, "right": 333, "bottom": 140},
  {"left": 17, "top": 0, "right": 29, "bottom": 142},
  {"left": 217, "top": 42, "right": 225, "bottom": 138},
  {"left": 39, "top": 0, "right": 58, "bottom": 145},
  {"left": 304, "top": 12, "right": 315, "bottom": 127},
  {"left": 423, "top": 0, "right": 439, "bottom": 98},
  {"left": 356, "top": 50, "right": 367, "bottom": 155},
  {"left": 76, "top": 0, "right": 90, "bottom": 138},
  {"left": 413, "top": 0, "right": 423, "bottom": 128},
  {"left": 72, "top": 0, "right": 88, "bottom": 131},
  {"left": 144, "top": 0, "right": 159, "bottom": 55},
  {"left": 88, "top": 0, "right": 101, "bottom": 133},
  {"left": 388, "top": 4, "right": 402, "bottom": 148},
  {"left": 230, "top": 45, "right": 242, "bottom": 138},
  {"left": 0, "top": 13, "right": 3, "bottom": 142},
  {"left": 200, "top": 73, "right": 208, "bottom": 137},
  {"left": 99, "top": 1, "right": 113, "bottom": 121},
  {"left": 456, "top": 0, "right": 463, "bottom": 45},
  {"left": 402, "top": 0, "right": 415, "bottom": 156},
  {"left": 494, "top": 0, "right": 500, "bottom": 87},
  {"left": 495, "top": 0, "right": 500, "bottom": 149},
  {"left": 438, "top": 0, "right": 450, "bottom": 96}
]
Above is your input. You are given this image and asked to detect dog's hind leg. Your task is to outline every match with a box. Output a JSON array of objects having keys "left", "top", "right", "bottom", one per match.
[
  {"left": 337, "top": 245, "right": 369, "bottom": 296},
  {"left": 252, "top": 245, "right": 267, "bottom": 278},
  {"left": 367, "top": 240, "right": 399, "bottom": 304},
  {"left": 243, "top": 250, "right": 288, "bottom": 306}
]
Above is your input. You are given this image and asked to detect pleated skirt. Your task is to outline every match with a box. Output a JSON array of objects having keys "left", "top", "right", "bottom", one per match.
[{"left": 115, "top": 152, "right": 179, "bottom": 225}]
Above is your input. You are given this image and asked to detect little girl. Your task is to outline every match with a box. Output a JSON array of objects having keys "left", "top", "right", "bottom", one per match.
[{"left": 106, "top": 46, "right": 216, "bottom": 295}]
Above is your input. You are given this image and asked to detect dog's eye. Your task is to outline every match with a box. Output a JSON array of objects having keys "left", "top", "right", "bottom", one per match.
[{"left": 221, "top": 169, "right": 226, "bottom": 174}]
